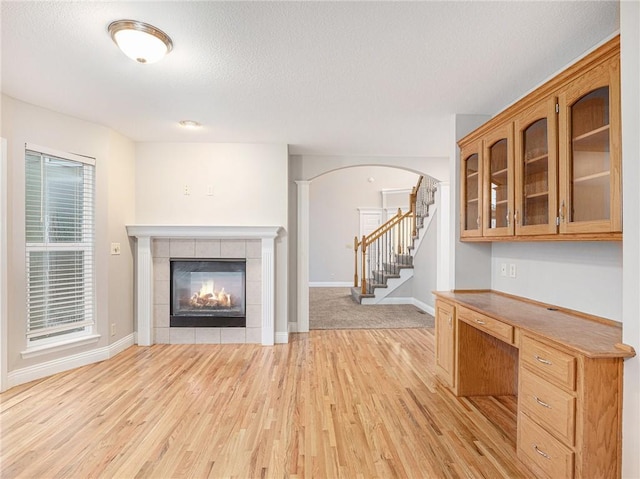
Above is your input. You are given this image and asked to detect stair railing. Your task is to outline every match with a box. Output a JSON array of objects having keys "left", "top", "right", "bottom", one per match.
[{"left": 353, "top": 174, "right": 437, "bottom": 295}]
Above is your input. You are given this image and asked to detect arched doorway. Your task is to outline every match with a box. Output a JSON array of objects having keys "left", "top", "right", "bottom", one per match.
[{"left": 295, "top": 160, "right": 449, "bottom": 332}]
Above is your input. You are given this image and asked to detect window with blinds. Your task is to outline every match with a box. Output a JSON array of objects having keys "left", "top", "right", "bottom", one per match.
[{"left": 25, "top": 147, "right": 95, "bottom": 344}]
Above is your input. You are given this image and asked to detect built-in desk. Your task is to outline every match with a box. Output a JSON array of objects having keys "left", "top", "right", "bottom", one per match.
[{"left": 433, "top": 290, "right": 635, "bottom": 479}]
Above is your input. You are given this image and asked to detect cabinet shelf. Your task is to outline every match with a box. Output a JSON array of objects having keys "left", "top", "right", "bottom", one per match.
[
  {"left": 573, "top": 125, "right": 610, "bottom": 152},
  {"left": 525, "top": 191, "right": 549, "bottom": 199},
  {"left": 494, "top": 199, "right": 508, "bottom": 205},
  {"left": 526, "top": 153, "right": 549, "bottom": 164},
  {"left": 524, "top": 160, "right": 549, "bottom": 176},
  {"left": 573, "top": 171, "right": 610, "bottom": 184},
  {"left": 467, "top": 171, "right": 479, "bottom": 178},
  {"left": 491, "top": 168, "right": 508, "bottom": 177},
  {"left": 467, "top": 198, "right": 479, "bottom": 204}
]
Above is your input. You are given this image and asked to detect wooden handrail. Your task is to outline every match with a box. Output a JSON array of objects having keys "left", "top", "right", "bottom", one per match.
[{"left": 363, "top": 210, "right": 411, "bottom": 247}]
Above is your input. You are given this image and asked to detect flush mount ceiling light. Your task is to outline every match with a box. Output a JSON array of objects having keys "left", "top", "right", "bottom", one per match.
[
  {"left": 108, "top": 20, "right": 173, "bottom": 64},
  {"left": 179, "top": 120, "right": 202, "bottom": 129}
]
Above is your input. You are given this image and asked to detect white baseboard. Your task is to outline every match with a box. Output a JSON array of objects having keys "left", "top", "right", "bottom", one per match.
[
  {"left": 377, "top": 297, "right": 435, "bottom": 316},
  {"left": 109, "top": 334, "right": 136, "bottom": 356},
  {"left": 8, "top": 333, "right": 135, "bottom": 389},
  {"left": 412, "top": 298, "right": 435, "bottom": 316},
  {"left": 275, "top": 331, "right": 289, "bottom": 344},
  {"left": 309, "top": 282, "right": 353, "bottom": 287},
  {"left": 288, "top": 322, "right": 298, "bottom": 334}
]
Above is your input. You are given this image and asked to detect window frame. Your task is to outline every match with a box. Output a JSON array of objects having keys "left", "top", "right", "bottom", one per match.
[{"left": 24, "top": 144, "right": 97, "bottom": 351}]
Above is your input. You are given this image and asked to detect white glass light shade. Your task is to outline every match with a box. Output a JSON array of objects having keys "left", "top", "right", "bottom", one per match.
[
  {"left": 179, "top": 120, "right": 202, "bottom": 129},
  {"left": 108, "top": 20, "right": 173, "bottom": 64}
]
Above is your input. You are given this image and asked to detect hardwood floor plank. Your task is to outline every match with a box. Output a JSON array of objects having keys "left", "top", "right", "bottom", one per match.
[{"left": 0, "top": 329, "right": 534, "bottom": 478}]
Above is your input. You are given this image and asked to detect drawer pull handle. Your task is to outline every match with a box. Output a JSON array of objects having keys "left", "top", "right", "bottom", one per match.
[
  {"left": 475, "top": 319, "right": 486, "bottom": 325},
  {"left": 534, "top": 355, "right": 552, "bottom": 365},
  {"left": 534, "top": 396, "right": 552, "bottom": 409},
  {"left": 533, "top": 444, "right": 551, "bottom": 460}
]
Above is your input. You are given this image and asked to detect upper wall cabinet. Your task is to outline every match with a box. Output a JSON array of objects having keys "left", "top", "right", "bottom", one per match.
[
  {"left": 460, "top": 141, "right": 483, "bottom": 238},
  {"left": 458, "top": 36, "right": 621, "bottom": 242},
  {"left": 514, "top": 97, "right": 558, "bottom": 236},
  {"left": 483, "top": 123, "right": 514, "bottom": 237},
  {"left": 558, "top": 55, "right": 621, "bottom": 234}
]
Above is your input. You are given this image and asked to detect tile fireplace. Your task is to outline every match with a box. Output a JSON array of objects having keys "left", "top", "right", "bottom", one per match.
[{"left": 126, "top": 225, "right": 281, "bottom": 346}]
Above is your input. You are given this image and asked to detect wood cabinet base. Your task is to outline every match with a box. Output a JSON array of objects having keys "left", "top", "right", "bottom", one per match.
[{"left": 434, "top": 291, "right": 633, "bottom": 479}]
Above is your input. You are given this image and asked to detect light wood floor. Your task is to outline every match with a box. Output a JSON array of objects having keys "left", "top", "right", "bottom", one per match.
[{"left": 0, "top": 329, "right": 533, "bottom": 478}]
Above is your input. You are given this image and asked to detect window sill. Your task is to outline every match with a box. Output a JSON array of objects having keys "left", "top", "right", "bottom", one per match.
[{"left": 20, "top": 334, "right": 101, "bottom": 359}]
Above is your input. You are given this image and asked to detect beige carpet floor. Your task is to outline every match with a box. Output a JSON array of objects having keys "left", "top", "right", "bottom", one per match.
[{"left": 309, "top": 287, "right": 435, "bottom": 330}]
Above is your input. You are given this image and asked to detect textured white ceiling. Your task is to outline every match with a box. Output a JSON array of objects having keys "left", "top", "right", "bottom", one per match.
[{"left": 1, "top": 1, "right": 619, "bottom": 156}]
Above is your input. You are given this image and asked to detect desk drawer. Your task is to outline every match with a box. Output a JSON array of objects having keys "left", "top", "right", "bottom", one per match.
[
  {"left": 521, "top": 336, "right": 576, "bottom": 391},
  {"left": 520, "top": 367, "right": 576, "bottom": 446},
  {"left": 518, "top": 413, "right": 574, "bottom": 479},
  {"left": 457, "top": 306, "right": 513, "bottom": 344}
]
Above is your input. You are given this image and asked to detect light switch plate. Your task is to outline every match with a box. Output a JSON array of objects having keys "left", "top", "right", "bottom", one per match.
[{"left": 110, "top": 243, "right": 121, "bottom": 255}]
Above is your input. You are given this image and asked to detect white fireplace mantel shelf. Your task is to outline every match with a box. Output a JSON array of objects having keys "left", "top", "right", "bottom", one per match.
[
  {"left": 126, "top": 225, "right": 282, "bottom": 347},
  {"left": 127, "top": 225, "right": 281, "bottom": 240}
]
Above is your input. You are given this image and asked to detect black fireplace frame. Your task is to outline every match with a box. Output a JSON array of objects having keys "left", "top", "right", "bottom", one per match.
[{"left": 170, "top": 258, "right": 247, "bottom": 328}]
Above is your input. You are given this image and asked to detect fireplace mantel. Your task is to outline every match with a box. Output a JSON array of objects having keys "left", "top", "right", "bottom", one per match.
[
  {"left": 127, "top": 225, "right": 281, "bottom": 240},
  {"left": 127, "top": 225, "right": 281, "bottom": 346}
]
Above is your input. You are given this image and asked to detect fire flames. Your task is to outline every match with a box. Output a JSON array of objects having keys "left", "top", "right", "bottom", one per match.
[{"left": 189, "top": 280, "right": 232, "bottom": 308}]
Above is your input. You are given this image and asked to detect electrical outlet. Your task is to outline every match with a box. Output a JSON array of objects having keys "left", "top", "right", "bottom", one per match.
[
  {"left": 509, "top": 263, "right": 517, "bottom": 278},
  {"left": 206, "top": 185, "right": 214, "bottom": 196},
  {"left": 110, "top": 243, "right": 121, "bottom": 255},
  {"left": 184, "top": 184, "right": 190, "bottom": 195},
  {"left": 110, "top": 323, "right": 116, "bottom": 336},
  {"left": 500, "top": 263, "right": 507, "bottom": 276}
]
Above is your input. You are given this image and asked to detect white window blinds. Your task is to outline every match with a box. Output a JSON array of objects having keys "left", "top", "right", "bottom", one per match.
[{"left": 25, "top": 147, "right": 95, "bottom": 342}]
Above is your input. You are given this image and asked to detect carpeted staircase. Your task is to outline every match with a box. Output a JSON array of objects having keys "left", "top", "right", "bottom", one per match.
[{"left": 350, "top": 224, "right": 426, "bottom": 305}]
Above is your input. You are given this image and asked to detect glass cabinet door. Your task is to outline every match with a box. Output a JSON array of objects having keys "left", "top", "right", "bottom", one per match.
[
  {"left": 558, "top": 55, "right": 621, "bottom": 234},
  {"left": 460, "top": 142, "right": 483, "bottom": 238},
  {"left": 514, "top": 98, "right": 558, "bottom": 235},
  {"left": 483, "top": 124, "right": 514, "bottom": 237}
]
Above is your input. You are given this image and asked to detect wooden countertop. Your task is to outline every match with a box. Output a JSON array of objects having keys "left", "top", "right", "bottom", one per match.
[{"left": 433, "top": 290, "right": 636, "bottom": 359}]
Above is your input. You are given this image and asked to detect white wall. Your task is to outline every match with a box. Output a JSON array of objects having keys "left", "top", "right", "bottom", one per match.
[
  {"left": 309, "top": 166, "right": 419, "bottom": 283},
  {"left": 0, "top": 95, "right": 136, "bottom": 375},
  {"left": 491, "top": 242, "right": 622, "bottom": 319},
  {"left": 107, "top": 130, "right": 136, "bottom": 340},
  {"left": 1, "top": 137, "right": 7, "bottom": 391},
  {"left": 388, "top": 211, "right": 438, "bottom": 310},
  {"left": 411, "top": 214, "right": 438, "bottom": 308},
  {"left": 621, "top": 1, "right": 640, "bottom": 476},
  {"left": 135, "top": 143, "right": 288, "bottom": 226},
  {"left": 134, "top": 142, "right": 289, "bottom": 335}
]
